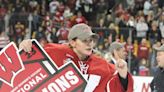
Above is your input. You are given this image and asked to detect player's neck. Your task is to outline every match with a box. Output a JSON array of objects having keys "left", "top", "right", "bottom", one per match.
[{"left": 73, "top": 49, "right": 89, "bottom": 61}]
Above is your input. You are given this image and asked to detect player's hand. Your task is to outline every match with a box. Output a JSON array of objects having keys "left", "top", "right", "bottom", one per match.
[
  {"left": 19, "top": 39, "right": 32, "bottom": 52},
  {"left": 113, "top": 50, "right": 128, "bottom": 79}
]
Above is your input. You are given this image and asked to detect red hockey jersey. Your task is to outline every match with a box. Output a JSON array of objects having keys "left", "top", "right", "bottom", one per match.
[{"left": 44, "top": 43, "right": 133, "bottom": 92}]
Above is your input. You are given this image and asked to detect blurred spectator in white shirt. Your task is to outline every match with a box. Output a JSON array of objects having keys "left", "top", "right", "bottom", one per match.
[
  {"left": 126, "top": 0, "right": 135, "bottom": 9},
  {"left": 0, "top": 31, "right": 10, "bottom": 50},
  {"left": 143, "top": 0, "right": 152, "bottom": 15},
  {"left": 159, "top": 12, "right": 164, "bottom": 38},
  {"left": 49, "top": 0, "right": 59, "bottom": 15},
  {"left": 136, "top": 16, "right": 148, "bottom": 42}
]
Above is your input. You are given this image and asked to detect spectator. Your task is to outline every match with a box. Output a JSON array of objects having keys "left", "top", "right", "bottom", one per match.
[
  {"left": 138, "top": 58, "right": 149, "bottom": 76},
  {"left": 107, "top": 41, "right": 133, "bottom": 92},
  {"left": 150, "top": 41, "right": 161, "bottom": 75},
  {"left": 14, "top": 21, "right": 25, "bottom": 44},
  {"left": 126, "top": 0, "right": 135, "bottom": 9},
  {"left": 137, "top": 38, "right": 150, "bottom": 64},
  {"left": 56, "top": 25, "right": 69, "bottom": 44},
  {"left": 32, "top": 10, "right": 41, "bottom": 31},
  {"left": 150, "top": 44, "right": 164, "bottom": 92},
  {"left": 29, "top": 0, "right": 38, "bottom": 12},
  {"left": 118, "top": 15, "right": 128, "bottom": 41},
  {"left": 125, "top": 37, "right": 134, "bottom": 54},
  {"left": 147, "top": 20, "right": 161, "bottom": 45},
  {"left": 136, "top": 16, "right": 148, "bottom": 43},
  {"left": 159, "top": 12, "right": 164, "bottom": 38},
  {"left": 95, "top": 0, "right": 108, "bottom": 22},
  {"left": 0, "top": 31, "right": 10, "bottom": 51},
  {"left": 49, "top": 0, "right": 59, "bottom": 15},
  {"left": 104, "top": 14, "right": 113, "bottom": 27},
  {"left": 143, "top": 0, "right": 152, "bottom": 15},
  {"left": 73, "top": 11, "right": 87, "bottom": 25}
]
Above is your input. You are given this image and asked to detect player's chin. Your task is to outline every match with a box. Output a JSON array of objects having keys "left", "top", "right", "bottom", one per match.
[
  {"left": 157, "top": 64, "right": 161, "bottom": 68},
  {"left": 123, "top": 55, "right": 127, "bottom": 60},
  {"left": 84, "top": 50, "right": 93, "bottom": 56}
]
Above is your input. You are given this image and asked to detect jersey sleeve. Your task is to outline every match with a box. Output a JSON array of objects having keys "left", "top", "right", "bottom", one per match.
[{"left": 44, "top": 43, "right": 65, "bottom": 67}]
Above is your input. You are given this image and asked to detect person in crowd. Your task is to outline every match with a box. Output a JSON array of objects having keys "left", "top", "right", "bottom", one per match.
[
  {"left": 19, "top": 23, "right": 133, "bottom": 92},
  {"left": 106, "top": 41, "right": 133, "bottom": 92},
  {"left": 136, "top": 16, "right": 148, "bottom": 43},
  {"left": 0, "top": 31, "right": 10, "bottom": 51},
  {"left": 137, "top": 38, "right": 150, "bottom": 62},
  {"left": 150, "top": 44, "right": 164, "bottom": 92}
]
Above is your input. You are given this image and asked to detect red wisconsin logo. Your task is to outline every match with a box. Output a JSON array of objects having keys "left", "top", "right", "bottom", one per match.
[{"left": 0, "top": 42, "right": 24, "bottom": 87}]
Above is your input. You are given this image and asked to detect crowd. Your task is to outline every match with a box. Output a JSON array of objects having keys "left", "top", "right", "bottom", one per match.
[{"left": 0, "top": 0, "right": 163, "bottom": 76}]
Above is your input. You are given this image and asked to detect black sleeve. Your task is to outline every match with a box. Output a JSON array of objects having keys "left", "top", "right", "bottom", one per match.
[
  {"left": 118, "top": 74, "right": 128, "bottom": 90},
  {"left": 150, "top": 79, "right": 154, "bottom": 91}
]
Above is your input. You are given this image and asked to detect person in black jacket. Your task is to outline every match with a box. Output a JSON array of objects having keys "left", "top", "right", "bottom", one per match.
[{"left": 150, "top": 44, "right": 164, "bottom": 92}]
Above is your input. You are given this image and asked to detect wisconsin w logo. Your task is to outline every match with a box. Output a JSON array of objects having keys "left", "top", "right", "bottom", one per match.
[{"left": 0, "top": 42, "right": 24, "bottom": 87}]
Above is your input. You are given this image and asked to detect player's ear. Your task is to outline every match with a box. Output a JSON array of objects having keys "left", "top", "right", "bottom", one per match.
[
  {"left": 69, "top": 40, "right": 76, "bottom": 48},
  {"left": 113, "top": 50, "right": 119, "bottom": 60}
]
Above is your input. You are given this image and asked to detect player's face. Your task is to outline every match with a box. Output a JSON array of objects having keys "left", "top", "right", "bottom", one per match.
[
  {"left": 72, "top": 37, "right": 97, "bottom": 58},
  {"left": 156, "top": 51, "right": 164, "bottom": 68},
  {"left": 117, "top": 47, "right": 127, "bottom": 60}
]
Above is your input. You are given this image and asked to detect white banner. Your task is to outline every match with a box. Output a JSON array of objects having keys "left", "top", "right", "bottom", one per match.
[{"left": 133, "top": 76, "right": 153, "bottom": 92}]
